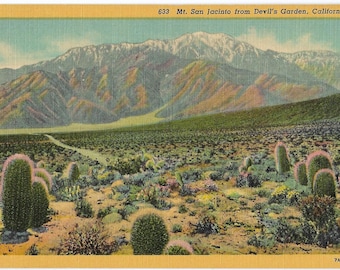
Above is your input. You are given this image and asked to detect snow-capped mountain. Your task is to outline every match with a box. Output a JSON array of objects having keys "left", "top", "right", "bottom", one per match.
[{"left": 0, "top": 32, "right": 339, "bottom": 128}]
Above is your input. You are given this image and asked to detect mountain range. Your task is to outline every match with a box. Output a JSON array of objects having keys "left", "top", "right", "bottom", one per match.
[{"left": 0, "top": 31, "right": 339, "bottom": 128}]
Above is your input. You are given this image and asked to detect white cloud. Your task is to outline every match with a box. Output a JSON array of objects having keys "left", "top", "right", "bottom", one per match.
[
  {"left": 237, "top": 27, "right": 333, "bottom": 53},
  {"left": 48, "top": 32, "right": 101, "bottom": 54},
  {"left": 0, "top": 42, "right": 47, "bottom": 69}
]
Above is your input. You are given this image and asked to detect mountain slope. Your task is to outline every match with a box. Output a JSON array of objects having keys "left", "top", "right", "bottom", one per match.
[{"left": 0, "top": 32, "right": 339, "bottom": 129}]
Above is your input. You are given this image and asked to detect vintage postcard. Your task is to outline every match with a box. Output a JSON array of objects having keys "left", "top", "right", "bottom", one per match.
[{"left": 0, "top": 2, "right": 339, "bottom": 268}]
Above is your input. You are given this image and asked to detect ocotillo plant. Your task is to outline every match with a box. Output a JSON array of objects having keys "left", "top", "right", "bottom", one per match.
[
  {"left": 294, "top": 161, "right": 308, "bottom": 186},
  {"left": 313, "top": 168, "right": 336, "bottom": 198},
  {"left": 306, "top": 150, "right": 333, "bottom": 191},
  {"left": 1, "top": 154, "right": 34, "bottom": 232},
  {"left": 274, "top": 142, "right": 290, "bottom": 174}
]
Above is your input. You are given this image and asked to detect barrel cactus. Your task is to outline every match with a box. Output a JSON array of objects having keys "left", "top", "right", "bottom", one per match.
[
  {"left": 30, "top": 180, "right": 49, "bottom": 228},
  {"left": 1, "top": 154, "right": 34, "bottom": 232},
  {"left": 131, "top": 213, "right": 169, "bottom": 254},
  {"left": 313, "top": 169, "right": 336, "bottom": 198},
  {"left": 34, "top": 168, "right": 53, "bottom": 191},
  {"left": 306, "top": 150, "right": 333, "bottom": 191},
  {"left": 66, "top": 162, "right": 80, "bottom": 184},
  {"left": 274, "top": 142, "right": 290, "bottom": 174},
  {"left": 294, "top": 161, "right": 308, "bottom": 186}
]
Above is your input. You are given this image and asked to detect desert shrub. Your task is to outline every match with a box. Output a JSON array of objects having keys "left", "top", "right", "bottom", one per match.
[
  {"left": 114, "top": 156, "right": 142, "bottom": 175},
  {"left": 136, "top": 184, "right": 170, "bottom": 209},
  {"left": 115, "top": 184, "right": 130, "bottom": 195},
  {"left": 56, "top": 221, "right": 118, "bottom": 255},
  {"left": 247, "top": 234, "right": 275, "bottom": 248},
  {"left": 180, "top": 168, "right": 203, "bottom": 183},
  {"left": 117, "top": 204, "right": 138, "bottom": 220},
  {"left": 131, "top": 213, "right": 169, "bottom": 255},
  {"left": 267, "top": 203, "right": 284, "bottom": 214},
  {"left": 299, "top": 195, "right": 340, "bottom": 247},
  {"left": 165, "top": 245, "right": 191, "bottom": 255},
  {"left": 25, "top": 244, "right": 39, "bottom": 255},
  {"left": 300, "top": 195, "right": 336, "bottom": 230},
  {"left": 273, "top": 218, "right": 300, "bottom": 244},
  {"left": 75, "top": 199, "right": 94, "bottom": 218},
  {"left": 153, "top": 199, "right": 172, "bottom": 210},
  {"left": 306, "top": 150, "right": 333, "bottom": 191},
  {"left": 30, "top": 181, "right": 49, "bottom": 228},
  {"left": 57, "top": 185, "right": 84, "bottom": 202},
  {"left": 257, "top": 189, "right": 271, "bottom": 198},
  {"left": 268, "top": 185, "right": 289, "bottom": 204},
  {"left": 124, "top": 172, "right": 153, "bottom": 186},
  {"left": 236, "top": 173, "right": 261, "bottom": 188},
  {"left": 204, "top": 179, "right": 218, "bottom": 192},
  {"left": 1, "top": 154, "right": 33, "bottom": 232},
  {"left": 313, "top": 169, "right": 336, "bottom": 198},
  {"left": 286, "top": 190, "right": 301, "bottom": 206},
  {"left": 192, "top": 214, "right": 220, "bottom": 236},
  {"left": 172, "top": 224, "right": 183, "bottom": 233},
  {"left": 274, "top": 142, "right": 290, "bottom": 174},
  {"left": 209, "top": 170, "right": 224, "bottom": 181},
  {"left": 178, "top": 204, "right": 188, "bottom": 214},
  {"left": 179, "top": 184, "right": 196, "bottom": 197},
  {"left": 165, "top": 240, "right": 193, "bottom": 255},
  {"left": 97, "top": 206, "right": 115, "bottom": 219},
  {"left": 102, "top": 212, "right": 122, "bottom": 224},
  {"left": 294, "top": 162, "right": 308, "bottom": 186}
]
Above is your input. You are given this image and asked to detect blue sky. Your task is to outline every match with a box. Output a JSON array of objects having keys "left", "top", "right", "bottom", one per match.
[{"left": 0, "top": 18, "right": 339, "bottom": 68}]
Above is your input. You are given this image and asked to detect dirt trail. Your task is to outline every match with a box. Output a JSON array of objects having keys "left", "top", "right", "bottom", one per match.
[{"left": 45, "top": 134, "right": 110, "bottom": 166}]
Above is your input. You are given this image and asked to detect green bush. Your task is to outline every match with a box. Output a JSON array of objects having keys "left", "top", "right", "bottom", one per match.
[
  {"left": 131, "top": 213, "right": 169, "bottom": 255},
  {"left": 274, "top": 142, "right": 290, "bottom": 174},
  {"left": 102, "top": 212, "right": 122, "bottom": 224},
  {"left": 75, "top": 199, "right": 94, "bottom": 218},
  {"left": 313, "top": 169, "right": 336, "bottom": 198},
  {"left": 165, "top": 240, "right": 193, "bottom": 255},
  {"left": 172, "top": 224, "right": 183, "bottom": 233},
  {"left": 1, "top": 154, "right": 33, "bottom": 232},
  {"left": 30, "top": 181, "right": 49, "bottom": 228},
  {"left": 97, "top": 205, "right": 115, "bottom": 219},
  {"left": 114, "top": 156, "right": 142, "bottom": 175},
  {"left": 165, "top": 245, "right": 191, "bottom": 255},
  {"left": 192, "top": 214, "right": 220, "bottom": 235},
  {"left": 306, "top": 150, "right": 333, "bottom": 191}
]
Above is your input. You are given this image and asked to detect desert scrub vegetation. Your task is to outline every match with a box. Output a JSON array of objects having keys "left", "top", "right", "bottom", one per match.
[
  {"left": 2, "top": 119, "right": 340, "bottom": 254},
  {"left": 56, "top": 221, "right": 118, "bottom": 255}
]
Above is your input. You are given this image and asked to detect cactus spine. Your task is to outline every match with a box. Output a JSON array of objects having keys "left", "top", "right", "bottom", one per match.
[
  {"left": 1, "top": 154, "right": 34, "bottom": 232},
  {"left": 306, "top": 150, "right": 333, "bottom": 191},
  {"left": 294, "top": 161, "right": 308, "bottom": 186},
  {"left": 313, "top": 169, "right": 336, "bottom": 198},
  {"left": 274, "top": 142, "right": 290, "bottom": 174}
]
